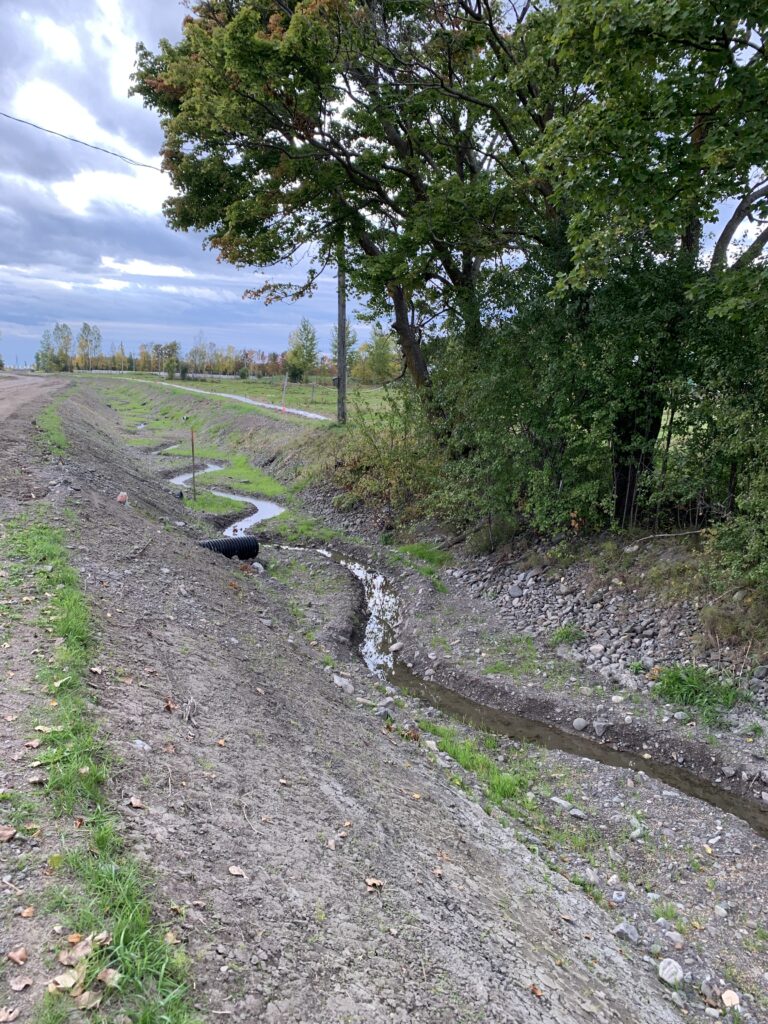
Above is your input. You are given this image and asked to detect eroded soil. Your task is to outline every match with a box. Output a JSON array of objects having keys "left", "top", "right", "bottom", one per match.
[{"left": 1, "top": 373, "right": 766, "bottom": 1023}]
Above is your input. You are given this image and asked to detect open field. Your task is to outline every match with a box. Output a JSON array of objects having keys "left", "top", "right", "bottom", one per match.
[{"left": 116, "top": 372, "right": 393, "bottom": 419}]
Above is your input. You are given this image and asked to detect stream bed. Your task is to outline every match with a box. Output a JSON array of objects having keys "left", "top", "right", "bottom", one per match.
[{"left": 168, "top": 465, "right": 768, "bottom": 838}]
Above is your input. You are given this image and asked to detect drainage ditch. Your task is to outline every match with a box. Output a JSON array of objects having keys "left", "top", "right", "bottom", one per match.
[{"left": 168, "top": 465, "right": 768, "bottom": 839}]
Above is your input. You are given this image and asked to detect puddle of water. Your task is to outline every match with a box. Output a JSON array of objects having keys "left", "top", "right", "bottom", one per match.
[
  {"left": 159, "top": 381, "right": 331, "bottom": 421},
  {"left": 305, "top": 548, "right": 768, "bottom": 839}
]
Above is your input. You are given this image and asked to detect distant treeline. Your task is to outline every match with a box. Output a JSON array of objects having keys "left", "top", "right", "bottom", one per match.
[{"left": 34, "top": 318, "right": 401, "bottom": 384}]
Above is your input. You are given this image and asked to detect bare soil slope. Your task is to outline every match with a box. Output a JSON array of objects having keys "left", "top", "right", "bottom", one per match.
[{"left": 0, "top": 387, "right": 690, "bottom": 1021}]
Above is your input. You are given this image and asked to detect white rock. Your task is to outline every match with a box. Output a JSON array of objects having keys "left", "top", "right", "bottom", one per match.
[
  {"left": 658, "top": 958, "right": 684, "bottom": 987},
  {"left": 722, "top": 991, "right": 739, "bottom": 1009}
]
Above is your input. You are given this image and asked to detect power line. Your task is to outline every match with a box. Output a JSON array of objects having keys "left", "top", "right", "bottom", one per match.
[{"left": 0, "top": 110, "right": 164, "bottom": 172}]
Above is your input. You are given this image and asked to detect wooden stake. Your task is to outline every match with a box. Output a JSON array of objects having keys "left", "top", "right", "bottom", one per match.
[{"left": 191, "top": 428, "right": 197, "bottom": 502}]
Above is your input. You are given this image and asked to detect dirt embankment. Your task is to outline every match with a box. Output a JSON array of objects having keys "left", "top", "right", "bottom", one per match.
[{"left": 0, "top": 384, "right": 695, "bottom": 1022}]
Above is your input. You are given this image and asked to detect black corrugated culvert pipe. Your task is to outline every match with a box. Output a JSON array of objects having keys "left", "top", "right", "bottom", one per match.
[{"left": 198, "top": 536, "right": 260, "bottom": 559}]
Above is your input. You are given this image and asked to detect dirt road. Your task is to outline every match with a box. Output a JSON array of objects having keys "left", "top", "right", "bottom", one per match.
[
  {"left": 0, "top": 380, "right": 715, "bottom": 1022},
  {"left": 0, "top": 371, "right": 66, "bottom": 423}
]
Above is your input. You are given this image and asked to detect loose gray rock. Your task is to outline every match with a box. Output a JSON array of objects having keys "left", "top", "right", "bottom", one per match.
[
  {"left": 613, "top": 921, "right": 639, "bottom": 944},
  {"left": 333, "top": 674, "right": 354, "bottom": 695},
  {"left": 658, "top": 958, "right": 684, "bottom": 987},
  {"left": 550, "top": 797, "right": 572, "bottom": 811},
  {"left": 593, "top": 719, "right": 610, "bottom": 738},
  {"left": 573, "top": 718, "right": 588, "bottom": 731}
]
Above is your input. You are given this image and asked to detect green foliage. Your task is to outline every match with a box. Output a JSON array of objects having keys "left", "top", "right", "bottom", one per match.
[
  {"left": 653, "top": 664, "right": 747, "bottom": 725},
  {"left": 285, "top": 319, "right": 319, "bottom": 383},
  {"left": 550, "top": 624, "right": 585, "bottom": 646},
  {"left": 131, "top": 0, "right": 768, "bottom": 579}
]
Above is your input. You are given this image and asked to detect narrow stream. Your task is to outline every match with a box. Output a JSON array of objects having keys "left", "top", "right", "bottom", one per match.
[
  {"left": 167, "top": 465, "right": 768, "bottom": 838},
  {"left": 169, "top": 464, "right": 286, "bottom": 537},
  {"left": 318, "top": 550, "right": 768, "bottom": 839}
]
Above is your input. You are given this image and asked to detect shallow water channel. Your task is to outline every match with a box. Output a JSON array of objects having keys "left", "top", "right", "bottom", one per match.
[
  {"left": 169, "top": 463, "right": 286, "bottom": 537},
  {"left": 309, "top": 550, "right": 768, "bottom": 839},
  {"left": 169, "top": 465, "right": 768, "bottom": 838}
]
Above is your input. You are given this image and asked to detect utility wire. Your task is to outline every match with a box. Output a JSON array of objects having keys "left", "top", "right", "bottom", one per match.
[{"left": 0, "top": 110, "right": 164, "bottom": 172}]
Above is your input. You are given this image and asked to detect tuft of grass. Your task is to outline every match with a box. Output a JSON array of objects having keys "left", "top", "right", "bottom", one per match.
[
  {"left": 550, "top": 624, "right": 585, "bottom": 646},
  {"left": 183, "top": 491, "right": 246, "bottom": 515},
  {"left": 418, "top": 721, "right": 538, "bottom": 807},
  {"left": 396, "top": 541, "right": 452, "bottom": 568},
  {"left": 197, "top": 454, "right": 286, "bottom": 497},
  {"left": 36, "top": 399, "right": 69, "bottom": 455},
  {"left": 653, "top": 663, "right": 747, "bottom": 725}
]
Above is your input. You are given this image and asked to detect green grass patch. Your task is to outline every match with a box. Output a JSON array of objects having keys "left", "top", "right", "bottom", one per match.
[
  {"left": 183, "top": 491, "right": 246, "bottom": 515},
  {"left": 396, "top": 542, "right": 452, "bottom": 568},
  {"left": 653, "top": 663, "right": 747, "bottom": 725},
  {"left": 550, "top": 624, "right": 585, "bottom": 646},
  {"left": 36, "top": 399, "right": 68, "bottom": 455},
  {"left": 264, "top": 508, "right": 342, "bottom": 544},
  {"left": 418, "top": 721, "right": 538, "bottom": 808},
  {"left": 481, "top": 635, "right": 538, "bottom": 677},
  {"left": 2, "top": 512, "right": 198, "bottom": 1024},
  {"left": 197, "top": 455, "right": 286, "bottom": 498},
  {"left": 390, "top": 542, "right": 451, "bottom": 591}
]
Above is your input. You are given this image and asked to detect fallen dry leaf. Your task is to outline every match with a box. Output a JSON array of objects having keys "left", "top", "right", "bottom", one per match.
[
  {"left": 433, "top": 866, "right": 444, "bottom": 879},
  {"left": 162, "top": 742, "right": 176, "bottom": 754},
  {"left": 27, "top": 772, "right": 47, "bottom": 785},
  {"left": 164, "top": 931, "right": 180, "bottom": 945},
  {"left": 97, "top": 967, "right": 121, "bottom": 988},
  {"left": 0, "top": 825, "right": 17, "bottom": 843},
  {"left": 48, "top": 968, "right": 80, "bottom": 992},
  {"left": 216, "top": 738, "right": 227, "bottom": 747},
  {"left": 20, "top": 906, "right": 35, "bottom": 919},
  {"left": 228, "top": 865, "right": 247, "bottom": 878},
  {"left": 66, "top": 933, "right": 82, "bottom": 944},
  {"left": 127, "top": 796, "right": 145, "bottom": 809},
  {"left": 93, "top": 931, "right": 110, "bottom": 947},
  {"left": 0, "top": 1008, "right": 20, "bottom": 1022},
  {"left": 9, "top": 978, "right": 31, "bottom": 993},
  {"left": 24, "top": 739, "right": 41, "bottom": 749},
  {"left": 74, "top": 990, "right": 102, "bottom": 1010},
  {"left": 3, "top": 714, "right": 18, "bottom": 722},
  {"left": 164, "top": 697, "right": 178, "bottom": 713},
  {"left": 365, "top": 877, "right": 384, "bottom": 893},
  {"left": 78, "top": 766, "right": 90, "bottom": 776},
  {"left": 530, "top": 984, "right": 543, "bottom": 998},
  {"left": 89, "top": 666, "right": 103, "bottom": 676},
  {"left": 7, "top": 948, "right": 27, "bottom": 966},
  {"left": 34, "top": 725, "right": 53, "bottom": 734},
  {"left": 411, "top": 793, "right": 421, "bottom": 800}
]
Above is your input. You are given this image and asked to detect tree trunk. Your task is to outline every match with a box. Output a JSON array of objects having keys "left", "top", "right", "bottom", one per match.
[
  {"left": 613, "top": 397, "right": 665, "bottom": 528},
  {"left": 389, "top": 285, "right": 430, "bottom": 388}
]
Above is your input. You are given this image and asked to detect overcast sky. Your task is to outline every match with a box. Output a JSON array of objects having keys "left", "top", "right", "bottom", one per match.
[{"left": 1, "top": 0, "right": 347, "bottom": 365}]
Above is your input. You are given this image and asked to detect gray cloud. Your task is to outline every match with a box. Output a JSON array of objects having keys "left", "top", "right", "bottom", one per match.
[{"left": 0, "top": 0, "right": 361, "bottom": 365}]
